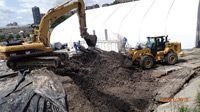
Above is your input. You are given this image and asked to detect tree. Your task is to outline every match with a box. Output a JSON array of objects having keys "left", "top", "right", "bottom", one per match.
[
  {"left": 26, "top": 33, "right": 30, "bottom": 37},
  {"left": 0, "top": 35, "right": 5, "bottom": 41},
  {"left": 16, "top": 34, "right": 20, "bottom": 39},
  {"left": 112, "top": 1, "right": 120, "bottom": 5},
  {"left": 51, "top": 15, "right": 71, "bottom": 28},
  {"left": 8, "top": 34, "right": 14, "bottom": 40}
]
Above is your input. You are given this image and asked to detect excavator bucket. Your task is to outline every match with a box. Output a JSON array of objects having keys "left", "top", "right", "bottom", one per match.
[{"left": 84, "top": 35, "right": 97, "bottom": 47}]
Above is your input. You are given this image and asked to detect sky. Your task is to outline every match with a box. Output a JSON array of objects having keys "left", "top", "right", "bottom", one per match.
[{"left": 0, "top": 0, "right": 115, "bottom": 27}]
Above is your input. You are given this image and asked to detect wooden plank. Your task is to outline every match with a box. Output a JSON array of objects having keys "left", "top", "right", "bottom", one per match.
[
  {"left": 154, "top": 68, "right": 195, "bottom": 102},
  {"left": 179, "top": 60, "right": 200, "bottom": 69},
  {"left": 151, "top": 66, "right": 182, "bottom": 78}
]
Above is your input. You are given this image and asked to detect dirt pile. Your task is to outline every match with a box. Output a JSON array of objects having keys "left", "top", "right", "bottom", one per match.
[{"left": 52, "top": 51, "right": 161, "bottom": 112}]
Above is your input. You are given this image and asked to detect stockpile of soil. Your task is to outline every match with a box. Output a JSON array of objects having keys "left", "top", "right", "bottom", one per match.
[{"left": 52, "top": 51, "right": 161, "bottom": 112}]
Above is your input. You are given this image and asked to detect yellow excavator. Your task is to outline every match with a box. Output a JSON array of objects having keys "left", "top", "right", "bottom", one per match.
[{"left": 0, "top": 0, "right": 97, "bottom": 69}]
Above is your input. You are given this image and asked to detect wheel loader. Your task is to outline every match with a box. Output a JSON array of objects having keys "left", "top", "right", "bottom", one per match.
[
  {"left": 124, "top": 35, "right": 184, "bottom": 69},
  {"left": 0, "top": 0, "right": 97, "bottom": 69}
]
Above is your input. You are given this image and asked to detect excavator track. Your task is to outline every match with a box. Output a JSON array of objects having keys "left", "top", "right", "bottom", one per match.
[{"left": 7, "top": 52, "right": 68, "bottom": 70}]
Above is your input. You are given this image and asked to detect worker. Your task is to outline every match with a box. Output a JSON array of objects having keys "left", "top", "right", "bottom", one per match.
[
  {"left": 121, "top": 37, "right": 127, "bottom": 53},
  {"left": 77, "top": 40, "right": 81, "bottom": 51},
  {"left": 29, "top": 34, "right": 33, "bottom": 42},
  {"left": 122, "top": 37, "right": 127, "bottom": 47},
  {"left": 73, "top": 42, "right": 78, "bottom": 53},
  {"left": 77, "top": 40, "right": 80, "bottom": 46}
]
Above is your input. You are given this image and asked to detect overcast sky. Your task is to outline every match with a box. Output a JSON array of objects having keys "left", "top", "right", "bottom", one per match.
[{"left": 0, "top": 0, "right": 115, "bottom": 27}]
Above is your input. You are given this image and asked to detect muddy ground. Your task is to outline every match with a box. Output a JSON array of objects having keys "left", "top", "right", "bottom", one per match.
[
  {"left": 1, "top": 48, "right": 200, "bottom": 112},
  {"left": 51, "top": 51, "right": 164, "bottom": 112}
]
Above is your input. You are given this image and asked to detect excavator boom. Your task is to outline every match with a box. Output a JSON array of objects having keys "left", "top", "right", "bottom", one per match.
[{"left": 37, "top": 0, "right": 97, "bottom": 47}]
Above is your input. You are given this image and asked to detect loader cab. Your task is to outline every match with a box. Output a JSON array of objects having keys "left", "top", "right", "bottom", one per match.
[{"left": 146, "top": 35, "right": 167, "bottom": 55}]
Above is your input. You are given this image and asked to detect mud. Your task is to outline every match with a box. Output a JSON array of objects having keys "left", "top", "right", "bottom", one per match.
[
  {"left": 1, "top": 49, "right": 199, "bottom": 112},
  {"left": 51, "top": 51, "right": 162, "bottom": 112}
]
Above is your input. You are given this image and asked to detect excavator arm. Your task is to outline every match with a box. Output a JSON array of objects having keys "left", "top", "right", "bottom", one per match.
[
  {"left": 37, "top": 0, "right": 97, "bottom": 47},
  {"left": 76, "top": 0, "right": 97, "bottom": 47}
]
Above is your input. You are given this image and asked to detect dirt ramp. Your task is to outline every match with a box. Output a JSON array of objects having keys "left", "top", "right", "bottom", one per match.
[{"left": 53, "top": 51, "right": 160, "bottom": 112}]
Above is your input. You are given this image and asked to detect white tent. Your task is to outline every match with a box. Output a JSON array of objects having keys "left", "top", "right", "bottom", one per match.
[{"left": 51, "top": 0, "right": 200, "bottom": 50}]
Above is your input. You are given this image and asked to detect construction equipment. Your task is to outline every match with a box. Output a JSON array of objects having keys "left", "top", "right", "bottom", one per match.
[
  {"left": 124, "top": 35, "right": 184, "bottom": 69},
  {"left": 0, "top": 0, "right": 97, "bottom": 69}
]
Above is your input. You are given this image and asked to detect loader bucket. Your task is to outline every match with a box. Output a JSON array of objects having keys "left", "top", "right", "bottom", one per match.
[
  {"left": 124, "top": 58, "right": 133, "bottom": 67},
  {"left": 84, "top": 35, "right": 97, "bottom": 47}
]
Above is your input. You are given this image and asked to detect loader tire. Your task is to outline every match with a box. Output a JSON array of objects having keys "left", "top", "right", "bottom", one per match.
[
  {"left": 140, "top": 55, "right": 155, "bottom": 69},
  {"left": 165, "top": 52, "right": 178, "bottom": 65}
]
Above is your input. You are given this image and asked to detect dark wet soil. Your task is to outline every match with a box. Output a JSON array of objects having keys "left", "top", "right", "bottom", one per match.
[{"left": 52, "top": 51, "right": 162, "bottom": 112}]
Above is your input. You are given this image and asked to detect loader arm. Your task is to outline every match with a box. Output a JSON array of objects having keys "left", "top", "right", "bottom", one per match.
[
  {"left": 37, "top": 0, "right": 97, "bottom": 47},
  {"left": 129, "top": 48, "right": 153, "bottom": 61}
]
